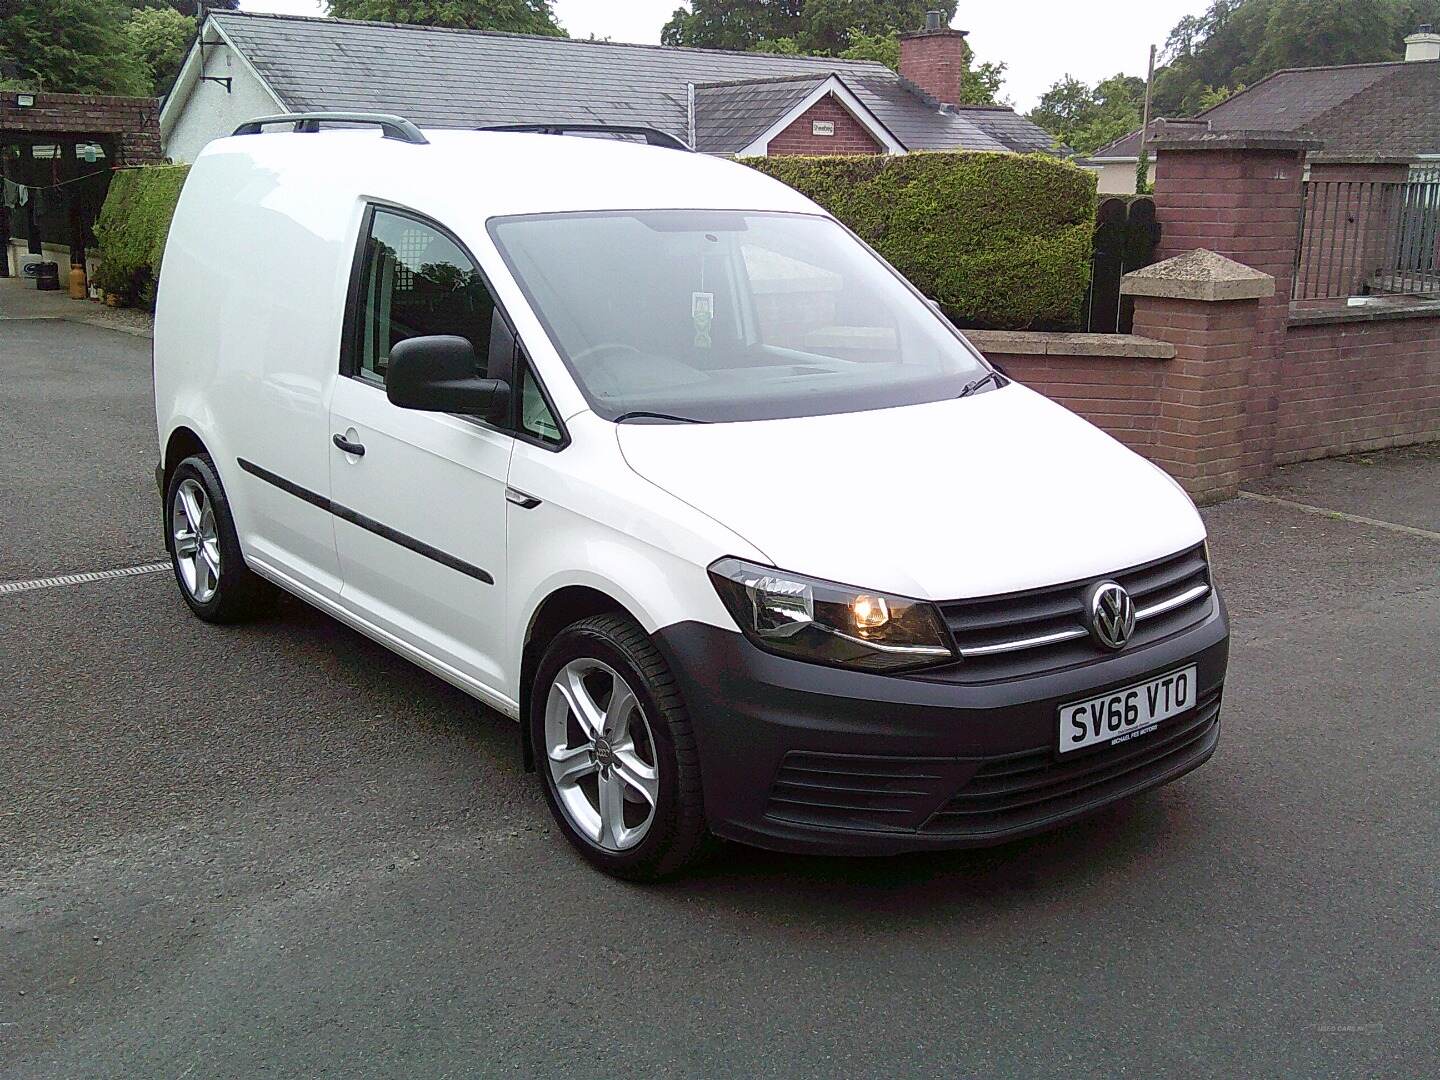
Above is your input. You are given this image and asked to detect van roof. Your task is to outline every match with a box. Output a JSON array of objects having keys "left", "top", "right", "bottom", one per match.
[{"left": 196, "top": 127, "right": 821, "bottom": 222}]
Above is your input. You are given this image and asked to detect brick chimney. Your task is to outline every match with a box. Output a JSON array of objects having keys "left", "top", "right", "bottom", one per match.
[
  {"left": 1405, "top": 25, "right": 1440, "bottom": 61},
  {"left": 899, "top": 10, "right": 970, "bottom": 107}
]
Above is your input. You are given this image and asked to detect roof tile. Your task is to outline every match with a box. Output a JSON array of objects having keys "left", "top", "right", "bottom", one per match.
[{"left": 211, "top": 12, "right": 1046, "bottom": 155}]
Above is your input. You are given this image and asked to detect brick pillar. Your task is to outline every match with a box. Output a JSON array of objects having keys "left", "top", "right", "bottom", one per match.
[
  {"left": 1150, "top": 133, "right": 1316, "bottom": 482},
  {"left": 1122, "top": 249, "right": 1277, "bottom": 503}
]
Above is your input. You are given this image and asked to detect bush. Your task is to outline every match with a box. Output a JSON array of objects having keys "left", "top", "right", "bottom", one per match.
[
  {"left": 93, "top": 164, "right": 190, "bottom": 308},
  {"left": 745, "top": 151, "right": 1097, "bottom": 330}
]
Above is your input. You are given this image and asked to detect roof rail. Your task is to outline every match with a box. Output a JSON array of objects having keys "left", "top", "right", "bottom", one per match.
[
  {"left": 232, "top": 112, "right": 429, "bottom": 145},
  {"left": 478, "top": 123, "right": 692, "bottom": 151}
]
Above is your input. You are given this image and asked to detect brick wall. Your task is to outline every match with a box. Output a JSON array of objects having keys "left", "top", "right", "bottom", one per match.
[
  {"left": 967, "top": 332, "right": 1174, "bottom": 458},
  {"left": 985, "top": 354, "right": 1166, "bottom": 455},
  {"left": 961, "top": 137, "right": 1439, "bottom": 503},
  {"left": 0, "top": 90, "right": 162, "bottom": 165},
  {"left": 1277, "top": 314, "right": 1440, "bottom": 462},
  {"left": 1152, "top": 139, "right": 1309, "bottom": 484},
  {"left": 767, "top": 95, "right": 883, "bottom": 156}
]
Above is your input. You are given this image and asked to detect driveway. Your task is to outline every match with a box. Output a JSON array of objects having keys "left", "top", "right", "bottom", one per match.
[{"left": 2, "top": 306, "right": 1437, "bottom": 1078}]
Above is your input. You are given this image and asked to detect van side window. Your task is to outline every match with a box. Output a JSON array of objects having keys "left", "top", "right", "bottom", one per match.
[
  {"left": 352, "top": 209, "right": 498, "bottom": 385},
  {"left": 519, "top": 359, "right": 563, "bottom": 445}
]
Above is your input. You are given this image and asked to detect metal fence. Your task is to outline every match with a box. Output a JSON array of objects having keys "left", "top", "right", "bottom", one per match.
[{"left": 1294, "top": 178, "right": 1440, "bottom": 301}]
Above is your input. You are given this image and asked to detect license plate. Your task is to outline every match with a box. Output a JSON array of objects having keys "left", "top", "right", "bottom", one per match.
[{"left": 1058, "top": 665, "right": 1198, "bottom": 755}]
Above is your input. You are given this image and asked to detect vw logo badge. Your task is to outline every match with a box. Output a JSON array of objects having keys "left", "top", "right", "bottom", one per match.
[{"left": 1086, "top": 581, "right": 1136, "bottom": 650}]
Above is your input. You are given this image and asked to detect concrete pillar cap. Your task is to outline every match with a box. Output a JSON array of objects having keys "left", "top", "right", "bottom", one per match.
[{"left": 1120, "top": 249, "right": 1276, "bottom": 301}]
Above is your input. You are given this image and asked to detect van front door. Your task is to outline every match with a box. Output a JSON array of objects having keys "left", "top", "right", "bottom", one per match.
[{"left": 328, "top": 206, "right": 515, "bottom": 708}]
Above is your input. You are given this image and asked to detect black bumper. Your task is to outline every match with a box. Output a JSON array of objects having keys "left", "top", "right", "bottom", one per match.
[{"left": 653, "top": 594, "right": 1229, "bottom": 855}]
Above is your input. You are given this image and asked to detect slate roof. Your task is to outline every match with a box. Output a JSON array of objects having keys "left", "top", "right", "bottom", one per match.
[
  {"left": 949, "top": 104, "right": 1062, "bottom": 154},
  {"left": 693, "top": 75, "right": 829, "bottom": 154},
  {"left": 1091, "top": 58, "right": 1440, "bottom": 160},
  {"left": 206, "top": 11, "right": 1049, "bottom": 155}
]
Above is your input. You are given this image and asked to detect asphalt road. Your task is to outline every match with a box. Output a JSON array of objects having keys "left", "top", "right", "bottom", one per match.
[{"left": 2, "top": 314, "right": 1437, "bottom": 1078}]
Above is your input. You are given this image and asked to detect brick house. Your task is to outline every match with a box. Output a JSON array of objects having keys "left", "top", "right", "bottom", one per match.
[
  {"left": 1087, "top": 27, "right": 1440, "bottom": 193},
  {"left": 158, "top": 11, "right": 1056, "bottom": 163}
]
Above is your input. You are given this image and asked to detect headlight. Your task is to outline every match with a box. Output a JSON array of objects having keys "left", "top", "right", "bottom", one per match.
[{"left": 708, "top": 557, "right": 955, "bottom": 672}]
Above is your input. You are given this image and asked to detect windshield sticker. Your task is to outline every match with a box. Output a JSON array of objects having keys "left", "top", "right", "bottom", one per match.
[{"left": 692, "top": 291, "right": 714, "bottom": 349}]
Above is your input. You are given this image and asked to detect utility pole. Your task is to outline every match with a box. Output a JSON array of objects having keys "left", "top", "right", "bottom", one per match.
[{"left": 1138, "top": 43, "right": 1157, "bottom": 161}]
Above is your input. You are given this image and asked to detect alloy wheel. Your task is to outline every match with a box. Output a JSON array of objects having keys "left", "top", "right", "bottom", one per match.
[
  {"left": 544, "top": 658, "right": 660, "bottom": 851},
  {"left": 172, "top": 478, "right": 221, "bottom": 604}
]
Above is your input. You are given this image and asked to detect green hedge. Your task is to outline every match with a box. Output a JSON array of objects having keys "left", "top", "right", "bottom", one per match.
[
  {"left": 745, "top": 152, "right": 1096, "bottom": 330},
  {"left": 93, "top": 164, "right": 191, "bottom": 308}
]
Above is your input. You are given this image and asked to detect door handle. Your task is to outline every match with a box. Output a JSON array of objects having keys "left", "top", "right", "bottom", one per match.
[
  {"left": 505, "top": 487, "right": 542, "bottom": 509},
  {"left": 332, "top": 433, "right": 366, "bottom": 457}
]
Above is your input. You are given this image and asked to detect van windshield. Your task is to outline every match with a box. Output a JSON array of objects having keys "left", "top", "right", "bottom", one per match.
[{"left": 487, "top": 211, "right": 991, "bottom": 424}]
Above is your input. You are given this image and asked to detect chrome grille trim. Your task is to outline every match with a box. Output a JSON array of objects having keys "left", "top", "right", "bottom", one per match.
[
  {"left": 959, "top": 627, "right": 1087, "bottom": 658},
  {"left": 956, "top": 583, "right": 1210, "bottom": 660},
  {"left": 1135, "top": 582, "right": 1210, "bottom": 621},
  {"left": 939, "top": 546, "right": 1213, "bottom": 679}
]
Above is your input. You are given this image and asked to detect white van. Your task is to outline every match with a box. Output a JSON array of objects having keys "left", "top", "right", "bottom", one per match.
[{"left": 154, "top": 115, "right": 1228, "bottom": 879}]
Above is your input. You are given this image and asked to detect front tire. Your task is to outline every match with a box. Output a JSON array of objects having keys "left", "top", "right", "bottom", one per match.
[
  {"left": 165, "top": 454, "right": 271, "bottom": 623},
  {"left": 531, "top": 613, "right": 710, "bottom": 880}
]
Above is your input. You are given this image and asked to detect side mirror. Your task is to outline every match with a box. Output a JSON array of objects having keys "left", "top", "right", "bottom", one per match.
[{"left": 386, "top": 335, "right": 510, "bottom": 420}]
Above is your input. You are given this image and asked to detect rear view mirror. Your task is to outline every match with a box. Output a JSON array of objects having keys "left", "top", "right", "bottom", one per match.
[{"left": 386, "top": 335, "right": 510, "bottom": 420}]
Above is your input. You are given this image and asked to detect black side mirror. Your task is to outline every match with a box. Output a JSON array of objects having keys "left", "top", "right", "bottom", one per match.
[{"left": 386, "top": 335, "right": 510, "bottom": 420}]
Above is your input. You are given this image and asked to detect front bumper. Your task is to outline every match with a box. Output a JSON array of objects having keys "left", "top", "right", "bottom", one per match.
[{"left": 653, "top": 593, "right": 1229, "bottom": 855}]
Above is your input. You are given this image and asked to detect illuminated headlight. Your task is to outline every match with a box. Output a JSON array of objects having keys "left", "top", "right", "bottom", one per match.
[{"left": 708, "top": 558, "right": 956, "bottom": 672}]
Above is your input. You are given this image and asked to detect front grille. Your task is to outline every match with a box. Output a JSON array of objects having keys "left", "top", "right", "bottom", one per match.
[
  {"left": 763, "top": 751, "right": 970, "bottom": 832},
  {"left": 922, "top": 687, "right": 1222, "bottom": 836},
  {"left": 936, "top": 545, "right": 1212, "bottom": 683}
]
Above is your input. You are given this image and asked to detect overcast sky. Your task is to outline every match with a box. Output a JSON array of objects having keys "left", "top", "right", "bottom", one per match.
[{"left": 239, "top": 1, "right": 1212, "bottom": 112}]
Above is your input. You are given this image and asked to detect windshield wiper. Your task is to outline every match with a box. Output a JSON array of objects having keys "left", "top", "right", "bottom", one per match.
[
  {"left": 613, "top": 410, "right": 707, "bottom": 425},
  {"left": 957, "top": 370, "right": 1008, "bottom": 399}
]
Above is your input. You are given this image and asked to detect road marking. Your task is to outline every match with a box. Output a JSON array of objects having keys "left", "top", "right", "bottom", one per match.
[
  {"left": 0, "top": 562, "right": 171, "bottom": 596},
  {"left": 1239, "top": 491, "right": 1440, "bottom": 542}
]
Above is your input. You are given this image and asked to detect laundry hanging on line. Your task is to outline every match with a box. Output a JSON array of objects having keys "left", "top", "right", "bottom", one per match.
[{"left": 1, "top": 179, "right": 29, "bottom": 208}]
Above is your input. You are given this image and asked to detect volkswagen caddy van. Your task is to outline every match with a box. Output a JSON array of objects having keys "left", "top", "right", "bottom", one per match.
[{"left": 154, "top": 115, "right": 1228, "bottom": 879}]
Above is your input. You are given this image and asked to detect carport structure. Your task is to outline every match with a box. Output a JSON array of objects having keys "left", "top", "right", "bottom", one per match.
[{"left": 0, "top": 91, "right": 162, "bottom": 278}]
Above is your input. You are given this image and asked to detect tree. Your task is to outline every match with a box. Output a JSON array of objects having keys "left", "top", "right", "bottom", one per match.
[
  {"left": 662, "top": 0, "right": 954, "bottom": 54},
  {"left": 326, "top": 0, "right": 565, "bottom": 35},
  {"left": 0, "top": 0, "right": 152, "bottom": 94},
  {"left": 1027, "top": 73, "right": 1144, "bottom": 155},
  {"left": 123, "top": 6, "right": 195, "bottom": 95},
  {"left": 799, "top": 0, "right": 956, "bottom": 54},
  {"left": 837, "top": 27, "right": 899, "bottom": 67},
  {"left": 959, "top": 56, "right": 1007, "bottom": 107},
  {"left": 134, "top": 1, "right": 238, "bottom": 15},
  {"left": 663, "top": 1, "right": 804, "bottom": 51},
  {"left": 666, "top": 1, "right": 1003, "bottom": 102},
  {"left": 1151, "top": 0, "right": 1440, "bottom": 115},
  {"left": 1197, "top": 82, "right": 1243, "bottom": 109}
]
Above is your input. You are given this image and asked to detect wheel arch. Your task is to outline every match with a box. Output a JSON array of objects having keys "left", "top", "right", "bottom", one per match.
[
  {"left": 518, "top": 585, "right": 636, "bottom": 772},
  {"left": 161, "top": 425, "right": 210, "bottom": 493}
]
